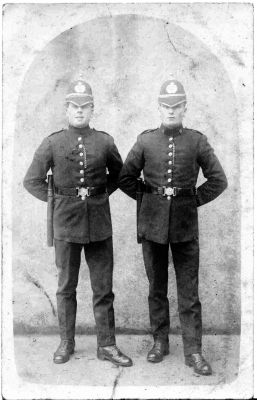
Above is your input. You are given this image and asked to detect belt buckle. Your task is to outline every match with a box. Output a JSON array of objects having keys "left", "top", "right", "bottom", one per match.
[
  {"left": 163, "top": 187, "right": 177, "bottom": 197},
  {"left": 76, "top": 187, "right": 90, "bottom": 200}
]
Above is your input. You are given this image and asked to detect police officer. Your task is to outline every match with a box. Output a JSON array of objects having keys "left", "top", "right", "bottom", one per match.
[
  {"left": 119, "top": 78, "right": 227, "bottom": 375},
  {"left": 24, "top": 79, "right": 132, "bottom": 367}
]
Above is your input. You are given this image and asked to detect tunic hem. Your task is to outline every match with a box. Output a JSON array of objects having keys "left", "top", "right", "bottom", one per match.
[{"left": 54, "top": 234, "right": 112, "bottom": 244}]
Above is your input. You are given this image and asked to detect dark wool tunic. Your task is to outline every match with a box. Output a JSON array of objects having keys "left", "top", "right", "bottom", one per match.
[
  {"left": 24, "top": 125, "right": 123, "bottom": 243},
  {"left": 119, "top": 125, "right": 228, "bottom": 244}
]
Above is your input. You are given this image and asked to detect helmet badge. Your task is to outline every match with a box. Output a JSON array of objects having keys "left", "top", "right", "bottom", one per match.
[
  {"left": 166, "top": 82, "right": 178, "bottom": 94},
  {"left": 74, "top": 81, "right": 86, "bottom": 93}
]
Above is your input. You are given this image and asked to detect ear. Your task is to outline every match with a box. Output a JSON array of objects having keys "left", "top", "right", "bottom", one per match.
[
  {"left": 89, "top": 105, "right": 94, "bottom": 119},
  {"left": 65, "top": 102, "right": 70, "bottom": 114}
]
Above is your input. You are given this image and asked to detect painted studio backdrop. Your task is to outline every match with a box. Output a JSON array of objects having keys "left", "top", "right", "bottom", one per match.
[{"left": 13, "top": 14, "right": 240, "bottom": 336}]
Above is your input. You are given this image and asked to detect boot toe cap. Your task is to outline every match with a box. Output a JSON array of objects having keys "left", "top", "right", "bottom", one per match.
[{"left": 53, "top": 354, "right": 69, "bottom": 364}]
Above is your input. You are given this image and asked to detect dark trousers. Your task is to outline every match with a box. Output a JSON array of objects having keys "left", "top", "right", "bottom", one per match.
[
  {"left": 54, "top": 237, "right": 116, "bottom": 347},
  {"left": 142, "top": 238, "right": 202, "bottom": 356}
]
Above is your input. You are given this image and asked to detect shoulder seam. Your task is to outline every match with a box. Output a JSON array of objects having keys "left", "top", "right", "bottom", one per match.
[
  {"left": 48, "top": 129, "right": 65, "bottom": 137},
  {"left": 140, "top": 128, "right": 157, "bottom": 135},
  {"left": 185, "top": 128, "right": 203, "bottom": 135},
  {"left": 93, "top": 128, "right": 111, "bottom": 137}
]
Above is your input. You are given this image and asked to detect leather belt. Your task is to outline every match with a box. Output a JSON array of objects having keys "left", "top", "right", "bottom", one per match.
[
  {"left": 55, "top": 186, "right": 107, "bottom": 199},
  {"left": 145, "top": 185, "right": 196, "bottom": 197}
]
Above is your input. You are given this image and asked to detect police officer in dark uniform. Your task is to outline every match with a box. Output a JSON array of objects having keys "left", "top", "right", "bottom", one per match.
[
  {"left": 24, "top": 79, "right": 132, "bottom": 367},
  {"left": 119, "top": 78, "right": 227, "bottom": 375}
]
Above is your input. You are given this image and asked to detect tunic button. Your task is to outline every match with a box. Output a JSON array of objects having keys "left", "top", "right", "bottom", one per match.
[
  {"left": 169, "top": 144, "right": 173, "bottom": 148},
  {"left": 168, "top": 160, "right": 172, "bottom": 165},
  {"left": 169, "top": 137, "right": 173, "bottom": 141},
  {"left": 79, "top": 144, "right": 83, "bottom": 148},
  {"left": 168, "top": 178, "right": 171, "bottom": 182},
  {"left": 80, "top": 161, "right": 83, "bottom": 165},
  {"left": 168, "top": 152, "right": 172, "bottom": 156},
  {"left": 78, "top": 137, "right": 82, "bottom": 141},
  {"left": 80, "top": 170, "right": 84, "bottom": 174},
  {"left": 80, "top": 152, "right": 83, "bottom": 157},
  {"left": 167, "top": 196, "right": 171, "bottom": 200},
  {"left": 168, "top": 169, "right": 171, "bottom": 173},
  {"left": 80, "top": 178, "right": 84, "bottom": 182}
]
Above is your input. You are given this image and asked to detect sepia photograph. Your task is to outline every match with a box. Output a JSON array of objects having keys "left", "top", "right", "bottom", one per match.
[{"left": 2, "top": 2, "right": 254, "bottom": 399}]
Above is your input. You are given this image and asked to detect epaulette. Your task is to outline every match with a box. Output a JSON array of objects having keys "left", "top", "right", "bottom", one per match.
[
  {"left": 184, "top": 128, "right": 203, "bottom": 136},
  {"left": 48, "top": 129, "right": 65, "bottom": 137},
  {"left": 140, "top": 128, "right": 157, "bottom": 135}
]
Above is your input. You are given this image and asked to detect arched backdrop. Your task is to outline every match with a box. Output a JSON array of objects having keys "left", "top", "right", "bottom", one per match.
[{"left": 13, "top": 14, "right": 240, "bottom": 335}]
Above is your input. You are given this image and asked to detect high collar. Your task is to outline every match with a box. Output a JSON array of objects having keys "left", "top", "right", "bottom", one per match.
[
  {"left": 68, "top": 125, "right": 92, "bottom": 136},
  {"left": 160, "top": 124, "right": 183, "bottom": 138}
]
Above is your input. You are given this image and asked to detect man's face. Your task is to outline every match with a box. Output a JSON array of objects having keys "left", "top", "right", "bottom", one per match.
[
  {"left": 66, "top": 102, "right": 94, "bottom": 128},
  {"left": 159, "top": 102, "right": 186, "bottom": 129}
]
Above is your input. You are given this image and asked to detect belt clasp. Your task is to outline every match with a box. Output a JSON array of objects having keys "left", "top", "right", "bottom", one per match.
[
  {"left": 76, "top": 187, "right": 90, "bottom": 200},
  {"left": 163, "top": 187, "right": 177, "bottom": 197}
]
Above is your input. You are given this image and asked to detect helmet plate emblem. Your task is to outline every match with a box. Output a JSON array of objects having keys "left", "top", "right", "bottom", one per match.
[
  {"left": 74, "top": 82, "right": 86, "bottom": 93},
  {"left": 166, "top": 82, "right": 178, "bottom": 94}
]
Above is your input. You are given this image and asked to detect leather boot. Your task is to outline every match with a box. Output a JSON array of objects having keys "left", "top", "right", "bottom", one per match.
[
  {"left": 147, "top": 340, "right": 169, "bottom": 363},
  {"left": 185, "top": 353, "right": 212, "bottom": 375},
  {"left": 97, "top": 345, "right": 133, "bottom": 367},
  {"left": 53, "top": 339, "right": 75, "bottom": 364}
]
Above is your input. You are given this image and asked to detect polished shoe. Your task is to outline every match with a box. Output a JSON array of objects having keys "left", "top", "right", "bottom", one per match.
[
  {"left": 53, "top": 339, "right": 75, "bottom": 364},
  {"left": 185, "top": 353, "right": 212, "bottom": 375},
  {"left": 147, "top": 340, "right": 169, "bottom": 363},
  {"left": 97, "top": 345, "right": 133, "bottom": 367}
]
